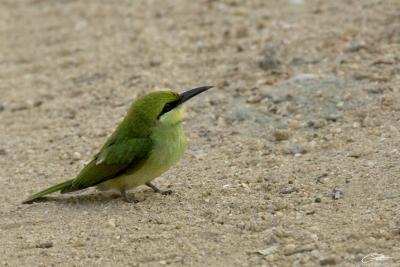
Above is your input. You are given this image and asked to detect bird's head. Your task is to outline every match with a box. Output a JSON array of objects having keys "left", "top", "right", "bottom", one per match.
[{"left": 130, "top": 86, "right": 212, "bottom": 127}]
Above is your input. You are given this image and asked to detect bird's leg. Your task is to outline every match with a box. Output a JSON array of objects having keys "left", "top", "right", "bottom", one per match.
[
  {"left": 145, "top": 182, "right": 172, "bottom": 195},
  {"left": 120, "top": 188, "right": 139, "bottom": 203}
]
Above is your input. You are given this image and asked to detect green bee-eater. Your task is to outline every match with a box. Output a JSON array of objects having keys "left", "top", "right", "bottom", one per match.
[{"left": 23, "top": 86, "right": 212, "bottom": 204}]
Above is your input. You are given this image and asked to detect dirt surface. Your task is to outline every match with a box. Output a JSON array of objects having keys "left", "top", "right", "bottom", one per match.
[{"left": 1, "top": 0, "right": 400, "bottom": 266}]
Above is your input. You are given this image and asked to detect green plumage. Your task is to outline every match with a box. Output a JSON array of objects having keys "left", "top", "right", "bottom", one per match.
[
  {"left": 23, "top": 180, "right": 74, "bottom": 202},
  {"left": 23, "top": 87, "right": 211, "bottom": 204},
  {"left": 23, "top": 92, "right": 176, "bottom": 203}
]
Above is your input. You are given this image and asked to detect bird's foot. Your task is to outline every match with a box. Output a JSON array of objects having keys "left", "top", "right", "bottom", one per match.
[
  {"left": 145, "top": 182, "right": 172, "bottom": 195},
  {"left": 120, "top": 189, "right": 139, "bottom": 203}
]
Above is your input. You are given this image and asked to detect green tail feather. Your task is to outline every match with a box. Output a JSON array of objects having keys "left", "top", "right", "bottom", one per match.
[{"left": 22, "top": 179, "right": 74, "bottom": 204}]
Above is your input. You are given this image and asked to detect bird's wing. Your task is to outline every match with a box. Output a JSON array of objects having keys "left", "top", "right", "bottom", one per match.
[{"left": 63, "top": 138, "right": 152, "bottom": 192}]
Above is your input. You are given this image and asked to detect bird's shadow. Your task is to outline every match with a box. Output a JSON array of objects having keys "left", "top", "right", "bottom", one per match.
[{"left": 23, "top": 189, "right": 162, "bottom": 206}]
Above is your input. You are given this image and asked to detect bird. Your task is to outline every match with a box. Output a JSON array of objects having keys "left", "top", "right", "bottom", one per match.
[{"left": 23, "top": 86, "right": 212, "bottom": 204}]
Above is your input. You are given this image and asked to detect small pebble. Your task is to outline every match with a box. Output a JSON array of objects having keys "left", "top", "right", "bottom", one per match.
[
  {"left": 306, "top": 210, "right": 315, "bottom": 215},
  {"left": 35, "top": 241, "right": 53, "bottom": 249},
  {"left": 282, "top": 244, "right": 296, "bottom": 255},
  {"left": 280, "top": 187, "right": 297, "bottom": 194},
  {"left": 290, "top": 73, "right": 318, "bottom": 82},
  {"left": 246, "top": 95, "right": 264, "bottom": 104},
  {"left": 344, "top": 40, "right": 366, "bottom": 53},
  {"left": 107, "top": 219, "right": 116, "bottom": 228},
  {"left": 289, "top": 119, "right": 300, "bottom": 129},
  {"left": 273, "top": 130, "right": 290, "bottom": 141},
  {"left": 259, "top": 44, "right": 281, "bottom": 71},
  {"left": 325, "top": 113, "right": 341, "bottom": 121},
  {"left": 283, "top": 244, "right": 315, "bottom": 256},
  {"left": 72, "top": 152, "right": 82, "bottom": 160},
  {"left": 11, "top": 104, "right": 29, "bottom": 112},
  {"left": 265, "top": 254, "right": 276, "bottom": 261},
  {"left": 11, "top": 100, "right": 42, "bottom": 112},
  {"left": 32, "top": 100, "right": 43, "bottom": 107},
  {"left": 149, "top": 59, "right": 162, "bottom": 67},
  {"left": 285, "top": 144, "right": 307, "bottom": 155},
  {"left": 257, "top": 245, "right": 279, "bottom": 256},
  {"left": 336, "top": 101, "right": 344, "bottom": 108},
  {"left": 332, "top": 187, "right": 344, "bottom": 200},
  {"left": 320, "top": 256, "right": 337, "bottom": 265},
  {"left": 235, "top": 27, "right": 248, "bottom": 38},
  {"left": 364, "top": 87, "right": 383, "bottom": 94},
  {"left": 330, "top": 127, "right": 342, "bottom": 134},
  {"left": 348, "top": 151, "right": 362, "bottom": 158},
  {"left": 307, "top": 119, "right": 327, "bottom": 129}
]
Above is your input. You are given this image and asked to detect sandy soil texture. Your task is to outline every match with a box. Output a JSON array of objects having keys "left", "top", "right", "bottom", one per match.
[{"left": 1, "top": 0, "right": 400, "bottom": 266}]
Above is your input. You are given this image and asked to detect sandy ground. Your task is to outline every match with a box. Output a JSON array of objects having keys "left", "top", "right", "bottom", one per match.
[{"left": 1, "top": 0, "right": 400, "bottom": 266}]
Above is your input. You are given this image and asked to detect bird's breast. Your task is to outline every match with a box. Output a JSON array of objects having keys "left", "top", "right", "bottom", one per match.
[
  {"left": 98, "top": 122, "right": 187, "bottom": 191},
  {"left": 150, "top": 122, "right": 187, "bottom": 166}
]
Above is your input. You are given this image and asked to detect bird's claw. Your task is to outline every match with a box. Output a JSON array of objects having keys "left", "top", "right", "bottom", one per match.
[
  {"left": 120, "top": 189, "right": 139, "bottom": 203},
  {"left": 146, "top": 182, "right": 172, "bottom": 195}
]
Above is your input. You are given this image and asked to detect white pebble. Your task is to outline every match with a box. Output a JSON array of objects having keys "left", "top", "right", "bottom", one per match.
[{"left": 72, "top": 152, "right": 82, "bottom": 160}]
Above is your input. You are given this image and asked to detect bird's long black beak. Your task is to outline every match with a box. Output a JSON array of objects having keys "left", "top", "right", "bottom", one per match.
[
  {"left": 158, "top": 86, "right": 213, "bottom": 118},
  {"left": 179, "top": 86, "right": 213, "bottom": 104}
]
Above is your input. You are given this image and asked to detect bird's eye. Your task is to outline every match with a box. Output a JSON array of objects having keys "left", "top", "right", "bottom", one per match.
[
  {"left": 163, "top": 103, "right": 172, "bottom": 112},
  {"left": 158, "top": 101, "right": 179, "bottom": 118}
]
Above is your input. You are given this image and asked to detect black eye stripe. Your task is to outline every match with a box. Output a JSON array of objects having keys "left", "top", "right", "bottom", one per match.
[{"left": 158, "top": 100, "right": 179, "bottom": 118}]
